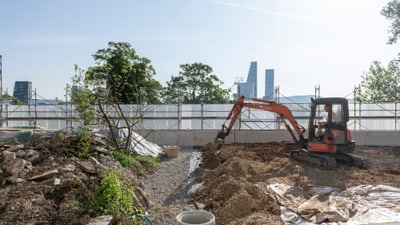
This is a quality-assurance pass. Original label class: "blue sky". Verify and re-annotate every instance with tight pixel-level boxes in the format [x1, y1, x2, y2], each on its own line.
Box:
[1, 0, 398, 100]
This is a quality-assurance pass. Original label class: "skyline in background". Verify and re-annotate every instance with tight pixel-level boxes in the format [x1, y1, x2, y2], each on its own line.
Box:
[1, 0, 399, 100]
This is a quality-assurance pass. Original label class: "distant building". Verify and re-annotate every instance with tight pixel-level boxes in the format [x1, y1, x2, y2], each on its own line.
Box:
[237, 61, 257, 98]
[13, 81, 32, 104]
[264, 69, 274, 100]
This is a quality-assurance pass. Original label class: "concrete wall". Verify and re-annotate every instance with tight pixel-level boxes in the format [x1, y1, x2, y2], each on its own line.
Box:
[136, 130, 400, 147]
[0, 128, 396, 147]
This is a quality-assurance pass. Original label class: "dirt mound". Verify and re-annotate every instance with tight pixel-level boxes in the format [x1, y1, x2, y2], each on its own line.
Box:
[0, 134, 142, 225]
[194, 143, 400, 225]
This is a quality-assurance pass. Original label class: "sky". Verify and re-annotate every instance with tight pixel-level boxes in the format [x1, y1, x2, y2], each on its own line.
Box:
[0, 0, 399, 100]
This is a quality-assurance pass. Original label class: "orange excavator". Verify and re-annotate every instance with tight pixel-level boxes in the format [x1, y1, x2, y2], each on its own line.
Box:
[215, 96, 363, 169]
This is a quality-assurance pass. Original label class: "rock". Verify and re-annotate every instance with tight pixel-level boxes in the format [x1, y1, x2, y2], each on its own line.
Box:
[1, 150, 16, 163]
[1, 151, 27, 176]
[91, 146, 109, 155]
[29, 169, 59, 181]
[89, 156, 108, 176]
[78, 160, 96, 174]
[6, 177, 26, 184]
[61, 163, 76, 172]
[6, 158, 26, 175]
[7, 144, 25, 152]
[86, 215, 114, 225]
[54, 178, 61, 185]
[15, 149, 40, 163]
[134, 186, 153, 209]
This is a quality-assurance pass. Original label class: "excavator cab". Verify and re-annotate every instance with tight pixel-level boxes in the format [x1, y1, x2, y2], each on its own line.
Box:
[307, 98, 355, 154]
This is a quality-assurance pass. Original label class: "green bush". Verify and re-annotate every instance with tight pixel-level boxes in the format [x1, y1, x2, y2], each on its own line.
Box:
[77, 127, 91, 158]
[91, 169, 138, 222]
[112, 151, 160, 175]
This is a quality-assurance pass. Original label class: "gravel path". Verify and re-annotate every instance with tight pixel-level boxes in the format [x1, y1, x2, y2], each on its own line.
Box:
[139, 147, 202, 225]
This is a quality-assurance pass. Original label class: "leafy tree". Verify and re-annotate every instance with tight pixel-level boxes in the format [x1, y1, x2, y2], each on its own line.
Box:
[70, 42, 162, 155]
[2, 93, 26, 105]
[357, 58, 400, 102]
[381, 0, 400, 44]
[86, 41, 162, 104]
[162, 63, 231, 104]
[69, 65, 96, 127]
[357, 1, 400, 102]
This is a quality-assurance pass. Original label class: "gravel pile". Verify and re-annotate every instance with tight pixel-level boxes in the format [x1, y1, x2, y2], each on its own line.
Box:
[139, 147, 202, 224]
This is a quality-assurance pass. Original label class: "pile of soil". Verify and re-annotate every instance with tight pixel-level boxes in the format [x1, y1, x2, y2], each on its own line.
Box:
[1, 132, 399, 225]
[0, 133, 147, 225]
[193, 143, 400, 225]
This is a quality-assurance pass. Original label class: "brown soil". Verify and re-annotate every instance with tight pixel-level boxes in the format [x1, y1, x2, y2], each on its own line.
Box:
[1, 135, 399, 225]
[193, 143, 400, 225]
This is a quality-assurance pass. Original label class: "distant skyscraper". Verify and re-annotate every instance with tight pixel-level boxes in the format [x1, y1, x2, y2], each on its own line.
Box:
[237, 61, 257, 98]
[264, 69, 274, 100]
[13, 81, 32, 104]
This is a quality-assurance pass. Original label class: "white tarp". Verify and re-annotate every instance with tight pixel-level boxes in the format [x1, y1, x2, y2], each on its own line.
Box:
[267, 183, 400, 225]
[119, 129, 163, 157]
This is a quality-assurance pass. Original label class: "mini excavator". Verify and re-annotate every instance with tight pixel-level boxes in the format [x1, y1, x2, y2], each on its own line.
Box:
[215, 96, 364, 170]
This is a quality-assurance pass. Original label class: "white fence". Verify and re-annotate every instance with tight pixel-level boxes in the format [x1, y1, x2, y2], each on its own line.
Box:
[1, 102, 398, 131]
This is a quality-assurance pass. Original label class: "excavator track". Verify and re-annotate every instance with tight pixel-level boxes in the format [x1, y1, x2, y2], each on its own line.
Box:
[290, 150, 365, 170]
[290, 150, 337, 170]
[329, 153, 365, 169]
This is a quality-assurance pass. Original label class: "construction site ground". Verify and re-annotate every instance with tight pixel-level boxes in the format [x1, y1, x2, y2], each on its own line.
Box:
[0, 136, 400, 224]
[193, 143, 400, 225]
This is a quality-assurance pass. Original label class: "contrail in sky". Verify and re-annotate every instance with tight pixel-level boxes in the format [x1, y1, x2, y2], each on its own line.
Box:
[211, 0, 327, 23]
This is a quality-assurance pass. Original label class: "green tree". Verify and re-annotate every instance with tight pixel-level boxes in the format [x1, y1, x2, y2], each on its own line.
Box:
[357, 1, 400, 102]
[162, 63, 231, 104]
[2, 93, 26, 105]
[86, 41, 162, 104]
[381, 0, 400, 44]
[70, 42, 162, 155]
[70, 65, 96, 127]
[357, 58, 400, 102]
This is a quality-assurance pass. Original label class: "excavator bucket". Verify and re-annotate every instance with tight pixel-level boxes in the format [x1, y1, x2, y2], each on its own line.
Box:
[208, 142, 223, 151]
[280, 141, 302, 152]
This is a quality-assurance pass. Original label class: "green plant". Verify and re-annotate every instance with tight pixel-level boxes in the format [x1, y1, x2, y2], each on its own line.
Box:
[55, 131, 65, 141]
[112, 151, 160, 175]
[77, 127, 91, 158]
[136, 155, 160, 168]
[91, 169, 143, 223]
[112, 151, 139, 168]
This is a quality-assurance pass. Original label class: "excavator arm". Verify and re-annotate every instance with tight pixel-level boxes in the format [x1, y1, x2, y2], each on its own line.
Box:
[216, 96, 306, 145]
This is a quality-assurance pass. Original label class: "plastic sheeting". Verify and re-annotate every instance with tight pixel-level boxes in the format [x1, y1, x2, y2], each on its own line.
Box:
[267, 183, 400, 225]
[119, 129, 163, 157]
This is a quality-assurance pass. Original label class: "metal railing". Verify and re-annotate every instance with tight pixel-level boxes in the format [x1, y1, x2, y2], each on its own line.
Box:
[1, 101, 398, 131]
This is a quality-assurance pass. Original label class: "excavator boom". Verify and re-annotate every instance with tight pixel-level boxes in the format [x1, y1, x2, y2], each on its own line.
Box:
[216, 96, 306, 145]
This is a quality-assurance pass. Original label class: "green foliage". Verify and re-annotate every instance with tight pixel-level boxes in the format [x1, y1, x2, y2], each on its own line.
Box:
[70, 43, 158, 154]
[162, 62, 231, 103]
[112, 150, 160, 175]
[381, 0, 400, 44]
[113, 150, 139, 168]
[136, 155, 160, 168]
[357, 58, 400, 102]
[357, 1, 400, 102]
[2, 93, 27, 105]
[85, 41, 162, 104]
[70, 65, 96, 127]
[76, 127, 91, 158]
[90, 169, 140, 222]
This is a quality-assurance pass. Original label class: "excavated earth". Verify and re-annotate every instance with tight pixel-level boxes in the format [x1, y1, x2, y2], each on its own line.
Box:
[0, 135, 399, 225]
[193, 142, 400, 225]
